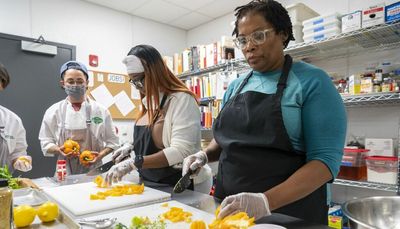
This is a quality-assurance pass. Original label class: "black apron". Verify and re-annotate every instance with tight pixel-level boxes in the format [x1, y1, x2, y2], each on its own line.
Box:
[213, 55, 328, 225]
[133, 95, 181, 186]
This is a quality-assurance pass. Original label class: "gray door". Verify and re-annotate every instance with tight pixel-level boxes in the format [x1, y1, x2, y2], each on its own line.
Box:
[0, 33, 76, 178]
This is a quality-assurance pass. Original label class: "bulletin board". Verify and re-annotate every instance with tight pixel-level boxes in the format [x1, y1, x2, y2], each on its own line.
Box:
[87, 70, 141, 120]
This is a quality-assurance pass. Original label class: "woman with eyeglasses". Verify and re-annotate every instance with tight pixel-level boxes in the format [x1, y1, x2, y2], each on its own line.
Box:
[39, 61, 120, 175]
[105, 45, 211, 191]
[182, 0, 346, 225]
[0, 63, 32, 174]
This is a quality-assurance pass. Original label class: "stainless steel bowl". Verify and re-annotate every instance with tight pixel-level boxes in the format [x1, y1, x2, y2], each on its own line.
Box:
[342, 196, 400, 229]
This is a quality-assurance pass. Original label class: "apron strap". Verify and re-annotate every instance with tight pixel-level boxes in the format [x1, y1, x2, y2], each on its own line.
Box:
[275, 55, 293, 98]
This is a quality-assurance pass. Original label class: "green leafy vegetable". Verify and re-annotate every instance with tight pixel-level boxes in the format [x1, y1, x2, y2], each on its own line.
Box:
[130, 216, 166, 229]
[0, 165, 21, 189]
[114, 223, 128, 229]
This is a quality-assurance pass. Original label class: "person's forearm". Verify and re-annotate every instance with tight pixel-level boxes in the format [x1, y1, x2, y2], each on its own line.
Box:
[265, 160, 332, 211]
[143, 150, 169, 169]
[205, 138, 222, 162]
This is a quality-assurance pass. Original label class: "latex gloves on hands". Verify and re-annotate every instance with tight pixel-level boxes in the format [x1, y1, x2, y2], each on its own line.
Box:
[105, 158, 136, 186]
[112, 143, 133, 163]
[219, 192, 271, 220]
[13, 156, 32, 172]
[182, 151, 208, 178]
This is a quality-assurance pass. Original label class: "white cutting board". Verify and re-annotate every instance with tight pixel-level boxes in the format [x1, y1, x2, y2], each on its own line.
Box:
[42, 181, 171, 216]
[81, 200, 215, 229]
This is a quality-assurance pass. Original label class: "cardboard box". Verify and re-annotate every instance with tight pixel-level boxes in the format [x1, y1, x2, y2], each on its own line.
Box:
[342, 11, 362, 33]
[362, 4, 385, 28]
[365, 138, 394, 156]
[385, 1, 400, 23]
[360, 77, 373, 94]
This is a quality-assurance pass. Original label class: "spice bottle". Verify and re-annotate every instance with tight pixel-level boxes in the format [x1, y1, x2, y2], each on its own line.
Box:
[57, 160, 67, 182]
[0, 179, 12, 229]
[373, 79, 381, 93]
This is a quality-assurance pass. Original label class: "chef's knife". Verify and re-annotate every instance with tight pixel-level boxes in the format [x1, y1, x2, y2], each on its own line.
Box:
[173, 170, 193, 193]
[87, 155, 129, 176]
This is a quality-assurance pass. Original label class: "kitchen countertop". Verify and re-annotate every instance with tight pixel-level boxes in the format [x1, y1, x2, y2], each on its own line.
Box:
[32, 174, 331, 229]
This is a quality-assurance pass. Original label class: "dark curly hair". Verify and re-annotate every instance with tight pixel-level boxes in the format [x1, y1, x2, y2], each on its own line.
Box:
[232, 0, 294, 48]
[0, 63, 10, 89]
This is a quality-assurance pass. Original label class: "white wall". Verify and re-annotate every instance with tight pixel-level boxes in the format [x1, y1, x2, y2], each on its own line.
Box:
[0, 0, 186, 74]
[186, 13, 235, 47]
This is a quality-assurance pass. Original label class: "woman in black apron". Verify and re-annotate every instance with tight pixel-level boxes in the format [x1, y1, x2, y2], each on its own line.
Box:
[182, 0, 346, 225]
[105, 45, 202, 188]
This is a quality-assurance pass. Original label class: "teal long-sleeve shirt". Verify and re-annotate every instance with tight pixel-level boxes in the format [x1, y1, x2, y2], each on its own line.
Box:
[222, 61, 347, 179]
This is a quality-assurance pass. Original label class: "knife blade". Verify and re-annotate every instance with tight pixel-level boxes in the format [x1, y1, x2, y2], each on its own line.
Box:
[173, 170, 193, 193]
[87, 155, 130, 176]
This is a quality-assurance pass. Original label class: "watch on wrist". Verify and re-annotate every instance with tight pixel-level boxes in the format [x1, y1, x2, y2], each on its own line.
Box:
[134, 154, 144, 169]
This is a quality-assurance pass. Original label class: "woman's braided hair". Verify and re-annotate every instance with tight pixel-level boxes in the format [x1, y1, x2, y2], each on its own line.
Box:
[232, 0, 294, 48]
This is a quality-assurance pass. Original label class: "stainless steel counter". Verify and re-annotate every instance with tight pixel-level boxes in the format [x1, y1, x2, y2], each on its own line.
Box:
[32, 174, 331, 229]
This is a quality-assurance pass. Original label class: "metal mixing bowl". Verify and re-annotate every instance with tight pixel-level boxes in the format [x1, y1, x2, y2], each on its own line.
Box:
[342, 196, 400, 229]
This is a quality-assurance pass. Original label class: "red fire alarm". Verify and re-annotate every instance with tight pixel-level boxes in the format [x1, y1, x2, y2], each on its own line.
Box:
[89, 54, 98, 67]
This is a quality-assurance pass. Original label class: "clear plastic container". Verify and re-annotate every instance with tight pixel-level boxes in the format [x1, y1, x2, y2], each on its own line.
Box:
[303, 19, 341, 34]
[302, 13, 341, 28]
[303, 27, 341, 42]
[337, 148, 370, 181]
[286, 3, 319, 24]
[341, 148, 369, 167]
[366, 156, 398, 184]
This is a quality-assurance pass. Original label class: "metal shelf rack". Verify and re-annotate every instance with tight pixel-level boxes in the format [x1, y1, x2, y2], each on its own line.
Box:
[285, 21, 400, 62]
[342, 92, 400, 107]
[333, 179, 397, 193]
[177, 21, 400, 79]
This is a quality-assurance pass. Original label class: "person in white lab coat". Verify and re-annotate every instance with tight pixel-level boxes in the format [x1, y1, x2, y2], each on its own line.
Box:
[39, 61, 119, 175]
[0, 63, 32, 173]
[105, 45, 212, 192]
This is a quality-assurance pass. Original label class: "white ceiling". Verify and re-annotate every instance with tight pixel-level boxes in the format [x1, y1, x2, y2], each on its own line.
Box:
[83, 0, 251, 30]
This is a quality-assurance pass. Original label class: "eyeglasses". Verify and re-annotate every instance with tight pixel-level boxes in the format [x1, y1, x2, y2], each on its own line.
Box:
[233, 28, 274, 49]
[64, 79, 86, 85]
[129, 75, 145, 88]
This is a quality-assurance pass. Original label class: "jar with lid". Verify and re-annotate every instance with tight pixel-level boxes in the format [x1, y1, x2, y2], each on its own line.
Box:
[373, 79, 381, 93]
[0, 179, 12, 229]
[375, 69, 383, 82]
[381, 78, 392, 92]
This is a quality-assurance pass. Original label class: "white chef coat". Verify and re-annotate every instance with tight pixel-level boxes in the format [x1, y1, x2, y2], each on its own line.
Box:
[0, 105, 28, 170]
[39, 98, 120, 157]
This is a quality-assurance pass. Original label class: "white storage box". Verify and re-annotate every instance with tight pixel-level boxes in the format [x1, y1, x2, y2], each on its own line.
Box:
[303, 20, 341, 34]
[366, 156, 398, 184]
[342, 11, 362, 33]
[362, 3, 385, 28]
[303, 27, 341, 42]
[303, 13, 341, 29]
[365, 138, 394, 156]
[289, 22, 304, 46]
[286, 3, 319, 24]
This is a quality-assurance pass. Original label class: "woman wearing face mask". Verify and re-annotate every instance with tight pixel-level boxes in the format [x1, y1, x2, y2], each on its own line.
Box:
[0, 63, 32, 174]
[39, 61, 119, 175]
[105, 45, 211, 190]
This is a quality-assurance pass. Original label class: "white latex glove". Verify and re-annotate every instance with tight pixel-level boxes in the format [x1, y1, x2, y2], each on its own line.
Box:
[182, 151, 208, 178]
[219, 192, 271, 220]
[13, 156, 32, 172]
[112, 143, 133, 163]
[105, 158, 136, 186]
